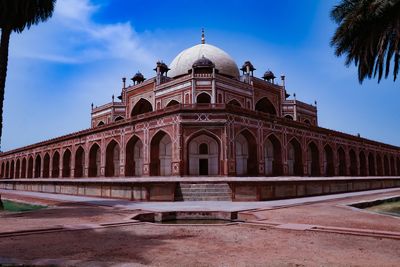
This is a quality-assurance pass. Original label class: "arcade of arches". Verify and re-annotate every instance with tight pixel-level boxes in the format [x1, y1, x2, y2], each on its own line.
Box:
[2, 130, 400, 179]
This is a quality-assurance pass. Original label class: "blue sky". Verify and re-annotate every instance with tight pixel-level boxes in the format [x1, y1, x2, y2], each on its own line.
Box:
[2, 0, 399, 151]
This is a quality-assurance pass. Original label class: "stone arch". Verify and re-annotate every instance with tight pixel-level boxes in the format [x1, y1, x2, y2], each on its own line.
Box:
[323, 144, 334, 176]
[150, 131, 172, 176]
[235, 129, 258, 176]
[125, 135, 144, 177]
[27, 156, 34, 178]
[390, 156, 395, 176]
[166, 100, 179, 107]
[114, 116, 124, 122]
[255, 97, 276, 115]
[62, 149, 72, 177]
[287, 137, 303, 176]
[43, 153, 50, 178]
[0, 161, 4, 178]
[376, 154, 383, 176]
[105, 140, 120, 177]
[89, 143, 101, 177]
[368, 153, 376, 176]
[359, 151, 367, 176]
[196, 92, 211, 104]
[97, 121, 105, 126]
[307, 141, 320, 176]
[285, 115, 293, 120]
[15, 159, 20, 178]
[337, 147, 346, 176]
[304, 119, 311, 125]
[34, 155, 41, 178]
[187, 132, 220, 176]
[383, 155, 390, 176]
[10, 160, 15, 179]
[349, 149, 358, 176]
[52, 151, 60, 178]
[227, 99, 241, 107]
[5, 161, 9, 178]
[21, 158, 27, 178]
[131, 98, 153, 117]
[74, 146, 85, 178]
[264, 134, 283, 176]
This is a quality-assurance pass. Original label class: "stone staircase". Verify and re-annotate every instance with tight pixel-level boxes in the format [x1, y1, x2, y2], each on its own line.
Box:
[175, 183, 232, 201]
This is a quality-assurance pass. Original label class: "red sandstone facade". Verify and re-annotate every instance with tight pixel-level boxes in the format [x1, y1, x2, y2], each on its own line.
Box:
[1, 38, 400, 179]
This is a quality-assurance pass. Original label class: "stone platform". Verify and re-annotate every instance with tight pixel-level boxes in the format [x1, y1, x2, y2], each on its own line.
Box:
[0, 176, 399, 201]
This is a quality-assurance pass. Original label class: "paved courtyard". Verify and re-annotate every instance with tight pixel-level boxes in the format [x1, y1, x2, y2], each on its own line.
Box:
[0, 188, 399, 266]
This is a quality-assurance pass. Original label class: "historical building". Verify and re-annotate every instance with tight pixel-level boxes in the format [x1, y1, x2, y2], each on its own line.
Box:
[1, 32, 400, 180]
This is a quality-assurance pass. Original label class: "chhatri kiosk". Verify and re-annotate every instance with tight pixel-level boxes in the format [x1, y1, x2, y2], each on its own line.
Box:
[1, 32, 399, 201]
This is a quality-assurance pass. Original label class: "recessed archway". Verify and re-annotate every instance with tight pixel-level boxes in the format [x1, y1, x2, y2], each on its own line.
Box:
[5, 161, 9, 178]
[15, 159, 20, 178]
[188, 134, 219, 176]
[21, 158, 27, 178]
[150, 131, 172, 176]
[97, 121, 105, 126]
[62, 149, 72, 178]
[131, 98, 153, 117]
[235, 130, 258, 176]
[368, 153, 376, 176]
[287, 138, 303, 176]
[323, 145, 334, 176]
[10, 160, 15, 179]
[376, 154, 383, 176]
[34, 156, 41, 178]
[125, 136, 144, 177]
[74, 147, 85, 178]
[196, 93, 211, 104]
[114, 116, 124, 122]
[264, 135, 282, 176]
[89, 144, 101, 177]
[43, 153, 50, 178]
[337, 147, 346, 176]
[383, 155, 390, 176]
[227, 99, 241, 107]
[52, 151, 60, 178]
[285, 115, 293, 120]
[390, 156, 395, 176]
[349, 149, 358, 176]
[359, 151, 367, 176]
[27, 157, 33, 178]
[166, 100, 179, 107]
[307, 142, 320, 176]
[255, 97, 276, 115]
[105, 140, 120, 177]
[1, 162, 4, 178]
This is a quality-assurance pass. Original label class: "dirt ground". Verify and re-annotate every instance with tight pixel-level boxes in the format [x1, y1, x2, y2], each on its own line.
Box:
[0, 190, 399, 266]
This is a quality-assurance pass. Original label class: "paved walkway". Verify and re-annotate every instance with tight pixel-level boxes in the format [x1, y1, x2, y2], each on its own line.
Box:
[2, 188, 399, 212]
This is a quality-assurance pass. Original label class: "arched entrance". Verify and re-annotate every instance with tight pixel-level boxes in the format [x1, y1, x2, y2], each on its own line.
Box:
[383, 155, 390, 176]
[376, 154, 383, 176]
[235, 130, 258, 176]
[264, 135, 282, 176]
[10, 160, 14, 179]
[43, 154, 50, 178]
[188, 134, 219, 176]
[74, 147, 85, 178]
[227, 99, 241, 107]
[349, 149, 358, 176]
[52, 151, 60, 178]
[288, 138, 303, 176]
[196, 93, 211, 104]
[21, 158, 27, 178]
[62, 149, 71, 178]
[27, 157, 33, 178]
[255, 97, 277, 115]
[307, 142, 320, 176]
[368, 153, 376, 176]
[323, 145, 334, 176]
[150, 131, 172, 176]
[166, 100, 179, 107]
[125, 136, 144, 177]
[15, 159, 20, 178]
[105, 140, 120, 177]
[1, 162, 4, 178]
[131, 98, 153, 117]
[34, 156, 41, 178]
[390, 156, 395, 176]
[359, 151, 367, 176]
[337, 147, 346, 176]
[89, 144, 101, 177]
[5, 162, 9, 178]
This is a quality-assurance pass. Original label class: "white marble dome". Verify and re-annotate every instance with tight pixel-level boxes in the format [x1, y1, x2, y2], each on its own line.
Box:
[168, 43, 240, 78]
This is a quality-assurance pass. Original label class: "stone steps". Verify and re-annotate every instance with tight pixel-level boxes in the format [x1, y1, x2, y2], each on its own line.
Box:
[175, 182, 232, 201]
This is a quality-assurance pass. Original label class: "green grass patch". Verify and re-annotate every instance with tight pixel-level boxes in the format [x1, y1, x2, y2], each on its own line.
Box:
[1, 200, 46, 212]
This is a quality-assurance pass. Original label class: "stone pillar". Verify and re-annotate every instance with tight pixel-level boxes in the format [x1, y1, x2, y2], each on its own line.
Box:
[59, 154, 63, 178]
[40, 154, 44, 178]
[84, 147, 89, 178]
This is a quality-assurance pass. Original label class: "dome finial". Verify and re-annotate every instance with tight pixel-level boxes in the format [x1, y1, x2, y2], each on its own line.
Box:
[201, 28, 205, 44]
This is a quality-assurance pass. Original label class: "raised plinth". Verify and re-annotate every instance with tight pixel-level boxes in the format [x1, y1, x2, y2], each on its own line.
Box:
[0, 176, 399, 201]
